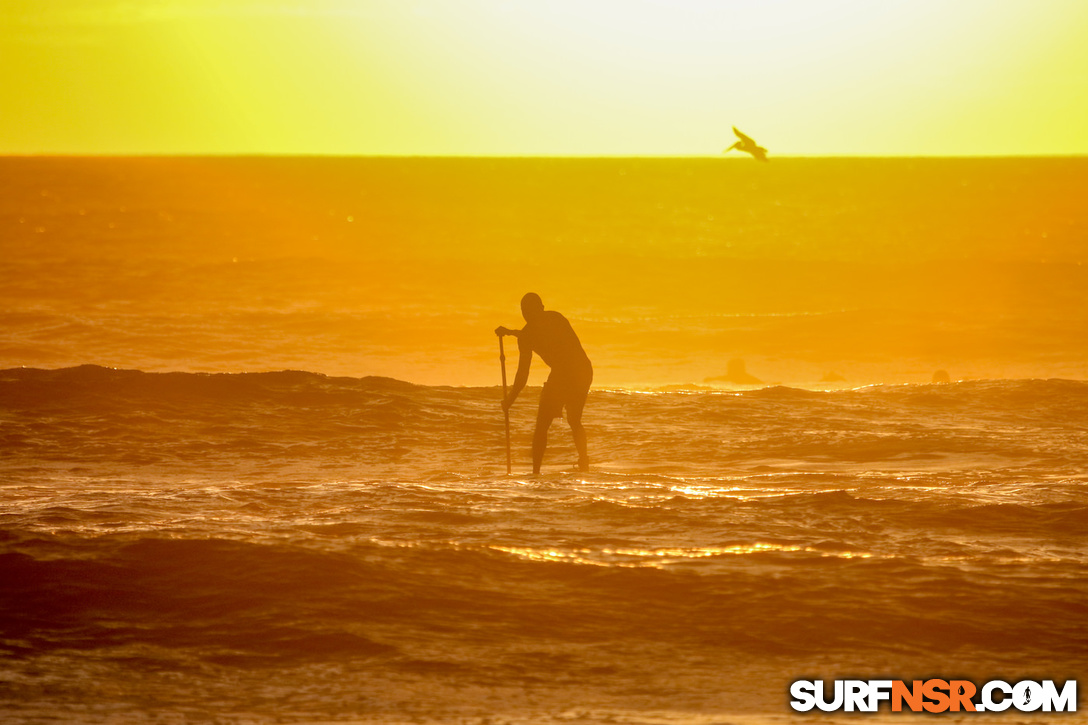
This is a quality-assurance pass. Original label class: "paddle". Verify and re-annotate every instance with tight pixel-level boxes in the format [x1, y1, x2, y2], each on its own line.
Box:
[498, 334, 512, 474]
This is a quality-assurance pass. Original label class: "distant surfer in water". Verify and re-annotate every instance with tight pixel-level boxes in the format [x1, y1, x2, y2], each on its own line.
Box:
[496, 293, 593, 474]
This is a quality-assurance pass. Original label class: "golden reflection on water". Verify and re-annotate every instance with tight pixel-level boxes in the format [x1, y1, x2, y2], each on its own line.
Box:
[666, 484, 796, 500]
[489, 543, 873, 568]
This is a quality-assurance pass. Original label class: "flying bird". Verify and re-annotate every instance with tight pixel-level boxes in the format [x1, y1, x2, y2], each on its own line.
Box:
[725, 127, 768, 161]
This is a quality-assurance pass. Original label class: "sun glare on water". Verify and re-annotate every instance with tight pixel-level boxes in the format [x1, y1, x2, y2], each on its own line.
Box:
[489, 543, 876, 568]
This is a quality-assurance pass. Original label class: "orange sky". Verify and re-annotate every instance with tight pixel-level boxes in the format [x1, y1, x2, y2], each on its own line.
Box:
[2, 0, 1087, 156]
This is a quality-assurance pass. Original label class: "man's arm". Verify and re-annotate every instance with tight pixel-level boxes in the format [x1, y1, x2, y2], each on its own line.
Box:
[503, 334, 532, 412]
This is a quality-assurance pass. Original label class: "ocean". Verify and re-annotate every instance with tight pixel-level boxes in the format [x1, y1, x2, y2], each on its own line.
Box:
[1, 157, 1086, 723]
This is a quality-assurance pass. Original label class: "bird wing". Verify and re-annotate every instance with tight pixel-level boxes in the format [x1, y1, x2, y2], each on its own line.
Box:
[733, 126, 755, 145]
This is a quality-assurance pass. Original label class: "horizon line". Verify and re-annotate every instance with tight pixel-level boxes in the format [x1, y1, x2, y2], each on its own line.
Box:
[3, 152, 1087, 160]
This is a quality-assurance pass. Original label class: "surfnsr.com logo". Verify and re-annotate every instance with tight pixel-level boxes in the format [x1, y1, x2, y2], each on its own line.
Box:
[790, 679, 1077, 713]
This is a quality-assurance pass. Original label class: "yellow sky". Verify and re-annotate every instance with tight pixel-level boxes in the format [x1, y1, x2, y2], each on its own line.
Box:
[3, 0, 1087, 156]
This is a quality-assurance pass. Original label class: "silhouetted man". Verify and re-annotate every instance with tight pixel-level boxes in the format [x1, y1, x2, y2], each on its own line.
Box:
[495, 293, 593, 474]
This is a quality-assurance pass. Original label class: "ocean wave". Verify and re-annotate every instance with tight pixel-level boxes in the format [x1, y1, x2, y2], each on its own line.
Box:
[3, 529, 1086, 668]
[3, 366, 1088, 481]
[5, 365, 1088, 410]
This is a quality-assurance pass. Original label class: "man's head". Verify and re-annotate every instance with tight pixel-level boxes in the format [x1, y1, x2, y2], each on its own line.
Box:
[521, 292, 545, 322]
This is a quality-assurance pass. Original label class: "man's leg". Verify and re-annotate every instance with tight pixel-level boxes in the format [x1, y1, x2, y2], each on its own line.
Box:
[568, 414, 587, 471]
[567, 381, 590, 471]
[532, 406, 552, 474]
